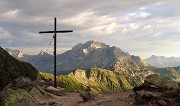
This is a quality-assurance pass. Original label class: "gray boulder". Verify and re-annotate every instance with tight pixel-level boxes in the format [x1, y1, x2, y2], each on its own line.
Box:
[145, 74, 179, 90]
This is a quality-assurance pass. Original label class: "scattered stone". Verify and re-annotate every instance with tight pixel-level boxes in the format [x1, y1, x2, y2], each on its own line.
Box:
[38, 101, 46, 105]
[44, 86, 65, 96]
[48, 100, 57, 106]
[130, 101, 134, 104]
[80, 86, 95, 102]
[36, 80, 53, 87]
[47, 86, 58, 91]
[158, 100, 167, 106]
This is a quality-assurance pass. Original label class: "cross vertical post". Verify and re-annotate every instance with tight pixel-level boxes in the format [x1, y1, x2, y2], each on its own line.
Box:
[39, 17, 73, 88]
[54, 18, 57, 87]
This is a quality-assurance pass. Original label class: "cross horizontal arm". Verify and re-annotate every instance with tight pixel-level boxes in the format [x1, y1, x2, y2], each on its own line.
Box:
[39, 30, 73, 34]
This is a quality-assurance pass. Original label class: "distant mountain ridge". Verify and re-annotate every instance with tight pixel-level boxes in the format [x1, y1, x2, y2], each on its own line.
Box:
[5, 48, 54, 71]
[5, 40, 146, 74]
[4, 48, 24, 58]
[145, 55, 180, 67]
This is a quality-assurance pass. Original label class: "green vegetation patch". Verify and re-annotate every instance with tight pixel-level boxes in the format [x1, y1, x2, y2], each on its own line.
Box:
[2, 89, 34, 106]
[41, 68, 143, 94]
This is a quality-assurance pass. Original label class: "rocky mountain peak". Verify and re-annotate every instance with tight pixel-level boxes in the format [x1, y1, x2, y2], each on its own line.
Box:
[4, 48, 24, 58]
[72, 40, 110, 51]
[38, 50, 49, 56]
[18, 51, 24, 58]
[85, 40, 110, 49]
[71, 40, 111, 55]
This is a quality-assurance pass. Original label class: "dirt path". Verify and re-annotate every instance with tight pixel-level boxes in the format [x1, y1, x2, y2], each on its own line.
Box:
[54, 90, 135, 106]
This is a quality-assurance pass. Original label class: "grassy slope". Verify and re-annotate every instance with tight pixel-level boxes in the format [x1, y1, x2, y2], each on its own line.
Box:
[41, 68, 142, 94]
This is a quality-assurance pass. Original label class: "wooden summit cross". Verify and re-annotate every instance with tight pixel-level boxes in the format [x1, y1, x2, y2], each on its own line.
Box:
[39, 17, 73, 88]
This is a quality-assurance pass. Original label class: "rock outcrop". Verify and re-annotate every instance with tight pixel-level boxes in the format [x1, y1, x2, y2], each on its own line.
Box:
[0, 77, 60, 106]
[133, 74, 180, 106]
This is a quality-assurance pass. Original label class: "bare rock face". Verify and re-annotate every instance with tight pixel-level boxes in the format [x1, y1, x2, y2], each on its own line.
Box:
[57, 40, 146, 74]
[45, 86, 65, 96]
[11, 77, 35, 90]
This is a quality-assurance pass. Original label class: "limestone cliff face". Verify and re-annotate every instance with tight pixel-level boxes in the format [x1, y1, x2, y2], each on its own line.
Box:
[56, 40, 146, 74]
[70, 69, 87, 79]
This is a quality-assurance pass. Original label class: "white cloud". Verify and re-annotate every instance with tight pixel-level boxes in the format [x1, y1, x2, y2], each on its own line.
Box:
[144, 25, 152, 29]
[121, 28, 128, 33]
[0, 27, 13, 39]
[2, 9, 19, 18]
[60, 11, 117, 30]
[137, 12, 151, 18]
[102, 22, 118, 34]
[61, 12, 95, 26]
[139, 7, 148, 11]
[127, 11, 151, 18]
[129, 23, 139, 30]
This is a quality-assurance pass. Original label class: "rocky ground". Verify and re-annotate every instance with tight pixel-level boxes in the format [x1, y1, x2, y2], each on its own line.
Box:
[1, 75, 180, 106]
[54, 74, 180, 106]
[0, 77, 135, 106]
[56, 91, 135, 106]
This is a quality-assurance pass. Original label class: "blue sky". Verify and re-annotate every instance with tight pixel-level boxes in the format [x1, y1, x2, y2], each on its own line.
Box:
[0, 0, 180, 58]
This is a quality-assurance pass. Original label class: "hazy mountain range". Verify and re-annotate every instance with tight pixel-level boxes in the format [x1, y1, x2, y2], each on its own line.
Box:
[144, 55, 180, 68]
[5, 42, 180, 72]
[5, 40, 147, 75]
